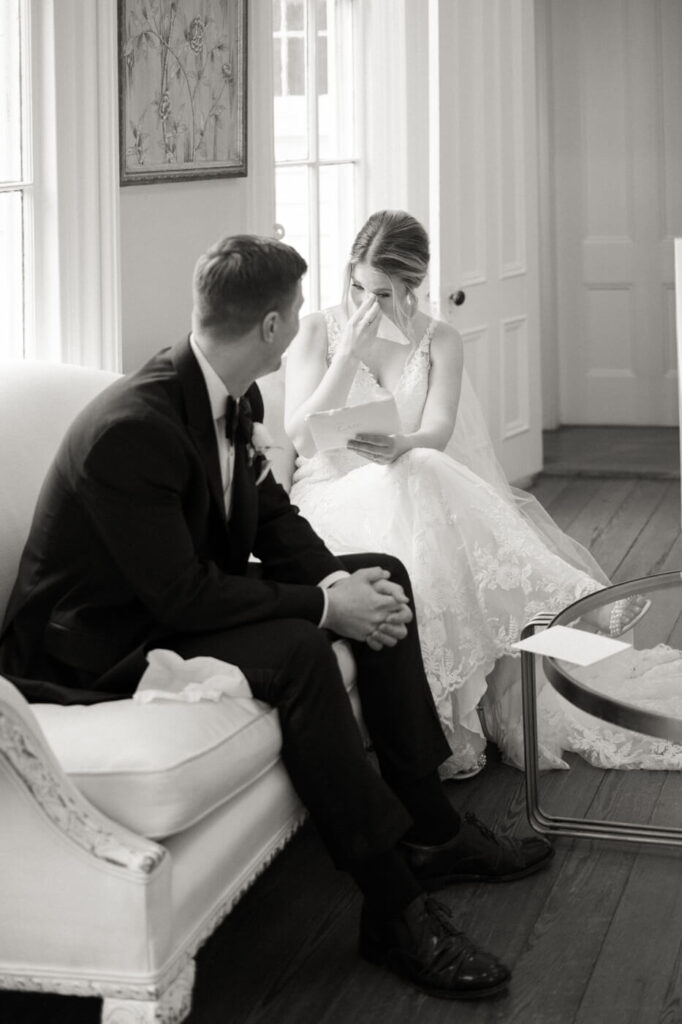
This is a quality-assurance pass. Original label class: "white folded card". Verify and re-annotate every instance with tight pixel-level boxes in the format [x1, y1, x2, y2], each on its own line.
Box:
[376, 313, 410, 346]
[512, 625, 630, 666]
[306, 396, 403, 452]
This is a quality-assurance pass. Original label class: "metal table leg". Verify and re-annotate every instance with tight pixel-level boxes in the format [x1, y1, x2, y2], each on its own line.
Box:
[520, 615, 682, 847]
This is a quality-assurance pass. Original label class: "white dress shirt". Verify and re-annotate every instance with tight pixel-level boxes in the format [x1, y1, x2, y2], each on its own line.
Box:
[188, 335, 348, 626]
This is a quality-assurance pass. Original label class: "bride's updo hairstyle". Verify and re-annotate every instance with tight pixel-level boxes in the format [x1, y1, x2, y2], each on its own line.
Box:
[343, 210, 430, 335]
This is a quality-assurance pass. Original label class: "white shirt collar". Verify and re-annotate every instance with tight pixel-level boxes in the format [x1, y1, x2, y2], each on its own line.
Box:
[189, 334, 230, 422]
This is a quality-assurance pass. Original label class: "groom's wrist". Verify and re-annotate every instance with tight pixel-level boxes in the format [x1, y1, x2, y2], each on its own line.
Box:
[317, 570, 351, 628]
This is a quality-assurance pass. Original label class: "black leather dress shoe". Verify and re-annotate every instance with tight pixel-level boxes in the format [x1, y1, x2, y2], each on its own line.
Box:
[400, 812, 554, 888]
[359, 894, 510, 1000]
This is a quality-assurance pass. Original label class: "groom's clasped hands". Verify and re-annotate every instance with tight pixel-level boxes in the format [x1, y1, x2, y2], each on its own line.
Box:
[324, 567, 413, 651]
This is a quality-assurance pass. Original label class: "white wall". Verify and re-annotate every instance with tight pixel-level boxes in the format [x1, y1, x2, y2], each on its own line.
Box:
[119, 0, 275, 373]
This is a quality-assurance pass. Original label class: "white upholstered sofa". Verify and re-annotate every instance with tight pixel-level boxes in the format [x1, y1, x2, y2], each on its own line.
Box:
[0, 360, 359, 1023]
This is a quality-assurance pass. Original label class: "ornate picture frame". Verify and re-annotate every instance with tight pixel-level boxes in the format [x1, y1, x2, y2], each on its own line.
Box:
[117, 0, 247, 185]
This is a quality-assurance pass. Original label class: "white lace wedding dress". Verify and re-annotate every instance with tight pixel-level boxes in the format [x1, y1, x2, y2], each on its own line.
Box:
[290, 311, 682, 776]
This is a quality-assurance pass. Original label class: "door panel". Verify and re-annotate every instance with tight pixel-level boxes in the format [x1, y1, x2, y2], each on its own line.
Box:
[428, 0, 542, 482]
[549, 0, 682, 425]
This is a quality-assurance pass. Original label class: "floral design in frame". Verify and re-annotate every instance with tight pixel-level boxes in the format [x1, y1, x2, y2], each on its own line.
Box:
[118, 0, 247, 185]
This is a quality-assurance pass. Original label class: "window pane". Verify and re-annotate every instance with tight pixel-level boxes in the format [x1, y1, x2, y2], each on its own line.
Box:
[318, 1, 354, 159]
[319, 163, 355, 310]
[317, 0, 328, 31]
[274, 95, 308, 161]
[0, 191, 25, 356]
[273, 2, 357, 318]
[316, 32, 327, 95]
[285, 0, 305, 31]
[0, 0, 23, 181]
[286, 36, 306, 95]
[273, 4, 308, 159]
[275, 164, 310, 279]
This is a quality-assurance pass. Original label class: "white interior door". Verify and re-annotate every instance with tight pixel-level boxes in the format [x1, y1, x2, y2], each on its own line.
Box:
[427, 0, 543, 484]
[671, 239, 675, 495]
[547, 0, 682, 425]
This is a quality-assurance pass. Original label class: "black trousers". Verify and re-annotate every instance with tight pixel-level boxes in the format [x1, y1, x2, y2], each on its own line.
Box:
[167, 553, 451, 869]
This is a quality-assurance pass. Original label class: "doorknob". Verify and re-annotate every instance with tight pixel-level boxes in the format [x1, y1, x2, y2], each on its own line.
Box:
[449, 290, 466, 306]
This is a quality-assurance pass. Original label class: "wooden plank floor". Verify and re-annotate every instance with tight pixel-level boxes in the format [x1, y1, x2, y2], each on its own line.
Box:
[2, 471, 682, 1024]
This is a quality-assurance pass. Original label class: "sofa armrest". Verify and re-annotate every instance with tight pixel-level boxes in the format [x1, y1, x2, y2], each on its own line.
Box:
[0, 675, 173, 985]
[0, 675, 164, 874]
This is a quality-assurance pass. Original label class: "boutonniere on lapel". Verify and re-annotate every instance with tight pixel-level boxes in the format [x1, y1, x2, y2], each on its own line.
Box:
[247, 422, 278, 485]
[225, 395, 278, 486]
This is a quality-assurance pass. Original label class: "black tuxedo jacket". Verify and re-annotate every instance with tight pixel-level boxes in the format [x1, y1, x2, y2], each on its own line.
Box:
[0, 338, 344, 702]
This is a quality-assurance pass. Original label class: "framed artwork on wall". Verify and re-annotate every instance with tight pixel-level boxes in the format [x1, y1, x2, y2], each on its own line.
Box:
[117, 0, 247, 185]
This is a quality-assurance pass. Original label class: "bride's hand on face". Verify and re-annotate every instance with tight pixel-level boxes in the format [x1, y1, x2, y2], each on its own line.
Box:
[347, 432, 412, 465]
[337, 295, 381, 361]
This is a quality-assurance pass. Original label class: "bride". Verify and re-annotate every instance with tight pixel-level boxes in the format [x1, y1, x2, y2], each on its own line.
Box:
[284, 209, 672, 778]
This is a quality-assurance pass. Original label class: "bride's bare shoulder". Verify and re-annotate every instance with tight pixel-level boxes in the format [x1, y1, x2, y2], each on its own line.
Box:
[300, 304, 342, 331]
[290, 310, 335, 365]
[429, 317, 463, 351]
[296, 310, 327, 342]
[428, 316, 461, 341]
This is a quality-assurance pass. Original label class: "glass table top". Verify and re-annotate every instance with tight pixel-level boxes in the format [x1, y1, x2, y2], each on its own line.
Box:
[542, 571, 682, 744]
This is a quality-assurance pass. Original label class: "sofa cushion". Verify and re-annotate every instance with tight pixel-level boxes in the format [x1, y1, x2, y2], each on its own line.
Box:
[32, 640, 357, 840]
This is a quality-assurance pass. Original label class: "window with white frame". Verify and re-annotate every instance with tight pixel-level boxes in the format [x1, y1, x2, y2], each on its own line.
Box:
[273, 0, 358, 314]
[0, 1, 120, 368]
[0, 0, 31, 357]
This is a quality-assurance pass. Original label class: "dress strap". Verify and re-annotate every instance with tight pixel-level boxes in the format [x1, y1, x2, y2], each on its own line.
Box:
[323, 309, 342, 363]
[414, 318, 437, 356]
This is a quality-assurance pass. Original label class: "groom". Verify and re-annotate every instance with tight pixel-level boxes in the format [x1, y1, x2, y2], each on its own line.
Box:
[0, 234, 551, 1000]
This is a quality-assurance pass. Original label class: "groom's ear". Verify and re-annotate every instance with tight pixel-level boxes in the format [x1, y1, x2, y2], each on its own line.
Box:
[261, 310, 278, 344]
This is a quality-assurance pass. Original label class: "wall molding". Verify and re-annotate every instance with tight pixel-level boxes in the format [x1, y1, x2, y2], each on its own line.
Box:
[501, 314, 531, 439]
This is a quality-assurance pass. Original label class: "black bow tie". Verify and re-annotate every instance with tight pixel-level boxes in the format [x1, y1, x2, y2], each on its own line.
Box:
[224, 395, 253, 445]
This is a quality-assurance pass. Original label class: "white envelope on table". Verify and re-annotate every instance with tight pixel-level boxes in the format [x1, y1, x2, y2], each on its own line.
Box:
[512, 625, 630, 666]
[306, 396, 403, 452]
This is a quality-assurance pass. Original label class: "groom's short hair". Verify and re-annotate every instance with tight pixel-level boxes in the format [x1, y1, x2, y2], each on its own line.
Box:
[193, 235, 307, 335]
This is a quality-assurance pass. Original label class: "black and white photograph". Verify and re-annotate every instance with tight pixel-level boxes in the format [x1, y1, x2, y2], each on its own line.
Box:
[0, 2, 681, 1023]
